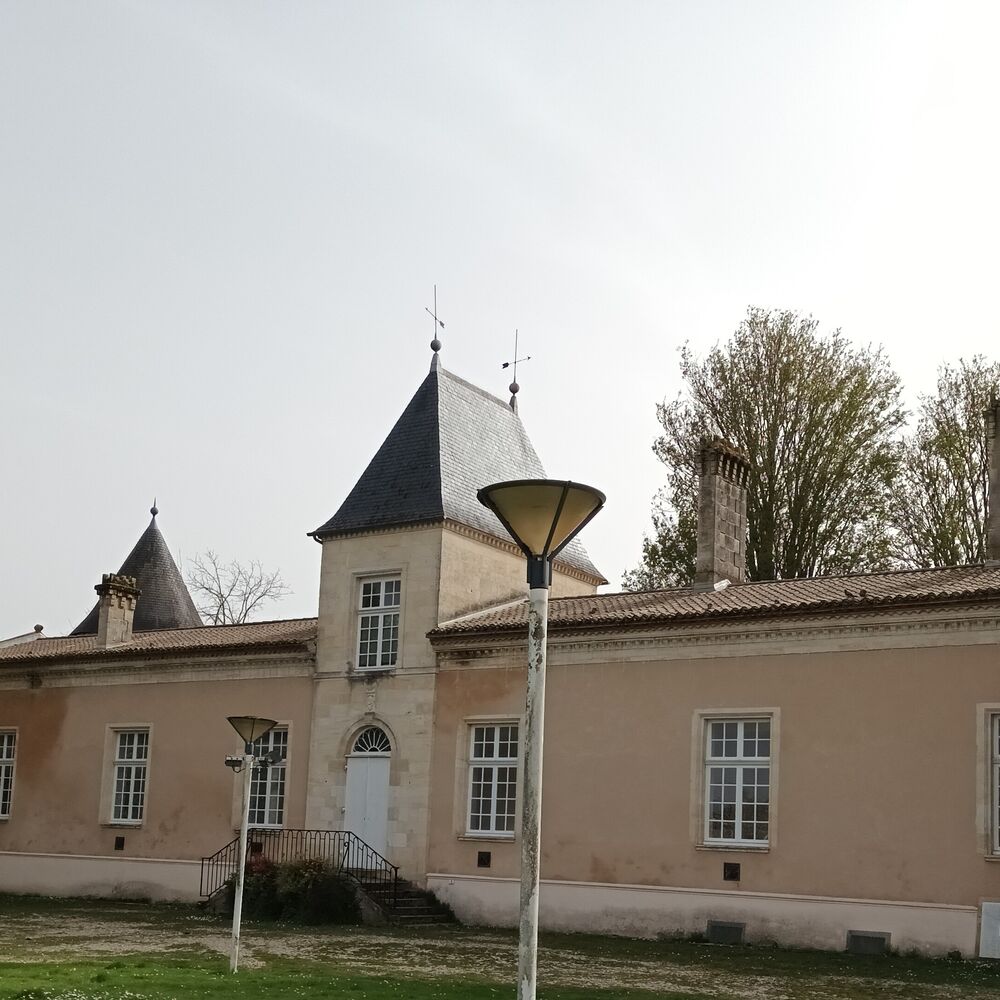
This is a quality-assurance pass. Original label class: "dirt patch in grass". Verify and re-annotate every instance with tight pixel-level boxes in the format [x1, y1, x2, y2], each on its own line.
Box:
[1, 897, 999, 999]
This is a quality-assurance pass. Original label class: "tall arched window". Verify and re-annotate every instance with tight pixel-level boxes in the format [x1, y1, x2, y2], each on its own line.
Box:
[352, 726, 391, 754]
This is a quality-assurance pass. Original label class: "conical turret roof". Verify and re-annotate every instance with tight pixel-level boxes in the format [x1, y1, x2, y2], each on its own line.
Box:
[71, 507, 202, 635]
[311, 364, 605, 582]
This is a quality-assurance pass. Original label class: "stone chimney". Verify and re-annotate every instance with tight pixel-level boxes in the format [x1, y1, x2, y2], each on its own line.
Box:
[94, 574, 141, 647]
[986, 401, 1000, 563]
[694, 438, 751, 589]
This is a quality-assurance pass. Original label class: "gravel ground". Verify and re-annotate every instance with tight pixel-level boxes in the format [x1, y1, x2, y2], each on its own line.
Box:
[0, 903, 995, 1000]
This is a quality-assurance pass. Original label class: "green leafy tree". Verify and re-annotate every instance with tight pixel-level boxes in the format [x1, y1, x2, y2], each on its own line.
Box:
[623, 308, 906, 590]
[893, 357, 1000, 567]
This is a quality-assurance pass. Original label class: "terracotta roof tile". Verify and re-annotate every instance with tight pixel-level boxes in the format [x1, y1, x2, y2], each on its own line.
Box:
[0, 618, 317, 665]
[430, 564, 1000, 637]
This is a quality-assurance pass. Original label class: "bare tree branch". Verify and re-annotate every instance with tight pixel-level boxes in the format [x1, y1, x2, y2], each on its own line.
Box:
[186, 550, 292, 625]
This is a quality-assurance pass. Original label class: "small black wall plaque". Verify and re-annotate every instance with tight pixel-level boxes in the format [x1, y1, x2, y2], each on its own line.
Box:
[723, 862, 741, 881]
[477, 851, 492, 869]
[113, 836, 125, 851]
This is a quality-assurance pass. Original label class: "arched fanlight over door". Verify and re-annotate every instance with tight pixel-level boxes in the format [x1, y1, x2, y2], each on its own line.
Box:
[352, 726, 391, 754]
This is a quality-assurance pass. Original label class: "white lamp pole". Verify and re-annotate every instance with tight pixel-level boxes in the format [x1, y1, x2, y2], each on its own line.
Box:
[477, 480, 604, 1000]
[226, 715, 277, 974]
[231, 751, 253, 973]
[519, 575, 548, 998]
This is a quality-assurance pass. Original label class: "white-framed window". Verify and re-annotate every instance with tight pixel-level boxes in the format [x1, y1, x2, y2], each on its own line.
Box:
[992, 715, 1000, 854]
[468, 723, 518, 836]
[0, 731, 16, 819]
[357, 576, 401, 669]
[112, 729, 149, 823]
[249, 726, 288, 827]
[704, 718, 770, 846]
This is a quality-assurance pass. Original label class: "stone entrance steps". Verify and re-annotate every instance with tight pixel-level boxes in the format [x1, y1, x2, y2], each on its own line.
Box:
[356, 877, 455, 926]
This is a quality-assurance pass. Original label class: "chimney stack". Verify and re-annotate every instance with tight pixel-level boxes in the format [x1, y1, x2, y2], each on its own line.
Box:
[95, 574, 141, 647]
[986, 401, 1000, 563]
[695, 438, 751, 589]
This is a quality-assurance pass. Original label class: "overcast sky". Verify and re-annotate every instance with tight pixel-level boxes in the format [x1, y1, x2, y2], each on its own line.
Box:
[2, 1, 998, 637]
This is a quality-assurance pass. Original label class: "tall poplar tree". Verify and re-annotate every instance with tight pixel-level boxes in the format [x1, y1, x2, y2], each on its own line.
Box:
[624, 308, 905, 590]
[893, 358, 1000, 568]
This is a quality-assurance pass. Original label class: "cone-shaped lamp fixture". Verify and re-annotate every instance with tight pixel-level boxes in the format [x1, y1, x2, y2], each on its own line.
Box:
[227, 715, 278, 748]
[477, 479, 605, 588]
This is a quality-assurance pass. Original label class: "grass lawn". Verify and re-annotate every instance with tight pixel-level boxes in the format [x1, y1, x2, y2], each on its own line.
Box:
[1, 895, 999, 999]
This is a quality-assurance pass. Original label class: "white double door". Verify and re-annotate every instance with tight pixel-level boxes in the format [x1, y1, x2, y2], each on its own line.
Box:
[344, 753, 390, 859]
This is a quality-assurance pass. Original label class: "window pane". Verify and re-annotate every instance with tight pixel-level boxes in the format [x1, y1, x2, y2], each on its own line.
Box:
[380, 612, 399, 666]
[0, 765, 13, 817]
[705, 720, 771, 843]
[361, 581, 380, 608]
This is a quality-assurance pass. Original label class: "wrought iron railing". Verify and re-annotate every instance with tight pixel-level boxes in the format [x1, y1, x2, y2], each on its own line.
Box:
[199, 828, 399, 908]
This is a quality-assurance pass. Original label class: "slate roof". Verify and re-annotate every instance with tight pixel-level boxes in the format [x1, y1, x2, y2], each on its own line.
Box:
[431, 564, 1000, 637]
[311, 363, 604, 581]
[0, 618, 317, 665]
[71, 510, 203, 635]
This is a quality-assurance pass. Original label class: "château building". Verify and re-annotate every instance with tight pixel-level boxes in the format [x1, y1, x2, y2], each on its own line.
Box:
[3, 342, 1000, 958]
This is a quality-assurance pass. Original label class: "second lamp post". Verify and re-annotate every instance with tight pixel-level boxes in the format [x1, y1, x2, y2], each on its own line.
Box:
[225, 714, 278, 974]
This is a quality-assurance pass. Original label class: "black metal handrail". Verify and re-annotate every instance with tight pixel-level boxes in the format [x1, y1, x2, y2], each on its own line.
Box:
[199, 828, 400, 908]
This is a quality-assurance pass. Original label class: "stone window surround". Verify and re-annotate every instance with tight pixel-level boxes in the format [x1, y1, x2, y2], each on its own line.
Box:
[99, 722, 154, 828]
[350, 567, 406, 674]
[453, 714, 523, 843]
[976, 704, 1000, 857]
[689, 707, 779, 853]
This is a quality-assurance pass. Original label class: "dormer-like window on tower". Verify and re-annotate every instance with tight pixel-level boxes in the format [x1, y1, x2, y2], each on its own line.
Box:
[357, 576, 401, 669]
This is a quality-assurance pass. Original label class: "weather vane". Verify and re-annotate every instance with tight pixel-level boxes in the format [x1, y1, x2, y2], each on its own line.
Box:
[502, 329, 532, 411]
[425, 285, 444, 359]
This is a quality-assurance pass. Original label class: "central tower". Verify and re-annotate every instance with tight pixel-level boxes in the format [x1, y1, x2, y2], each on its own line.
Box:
[303, 346, 604, 881]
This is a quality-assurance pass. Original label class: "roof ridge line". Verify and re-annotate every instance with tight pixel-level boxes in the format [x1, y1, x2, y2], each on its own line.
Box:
[437, 366, 515, 412]
[583, 563, 995, 602]
[127, 615, 320, 635]
[437, 595, 527, 628]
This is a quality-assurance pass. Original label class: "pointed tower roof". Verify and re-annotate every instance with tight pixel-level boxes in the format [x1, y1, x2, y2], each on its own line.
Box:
[71, 506, 202, 635]
[311, 365, 605, 582]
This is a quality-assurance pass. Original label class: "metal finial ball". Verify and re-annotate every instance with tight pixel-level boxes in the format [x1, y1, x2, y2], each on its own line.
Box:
[430, 338, 442, 353]
[509, 381, 520, 395]
[150, 504, 159, 518]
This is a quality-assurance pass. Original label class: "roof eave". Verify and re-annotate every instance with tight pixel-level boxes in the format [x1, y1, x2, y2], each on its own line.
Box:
[309, 515, 446, 541]
[428, 589, 1000, 642]
[0, 638, 316, 670]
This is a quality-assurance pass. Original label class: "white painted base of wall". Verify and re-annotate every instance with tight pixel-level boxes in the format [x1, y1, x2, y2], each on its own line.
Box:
[0, 851, 201, 902]
[427, 873, 979, 958]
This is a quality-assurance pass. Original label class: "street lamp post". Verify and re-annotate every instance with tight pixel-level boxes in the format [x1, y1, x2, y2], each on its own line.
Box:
[225, 714, 278, 974]
[477, 480, 605, 1000]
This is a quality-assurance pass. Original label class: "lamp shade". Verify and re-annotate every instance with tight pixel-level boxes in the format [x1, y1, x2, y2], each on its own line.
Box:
[477, 479, 605, 561]
[227, 715, 278, 746]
